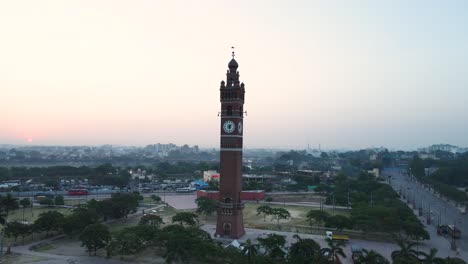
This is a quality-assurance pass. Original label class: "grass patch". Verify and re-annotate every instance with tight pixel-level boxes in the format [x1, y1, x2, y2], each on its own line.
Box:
[32, 242, 56, 252]
[6, 207, 72, 223]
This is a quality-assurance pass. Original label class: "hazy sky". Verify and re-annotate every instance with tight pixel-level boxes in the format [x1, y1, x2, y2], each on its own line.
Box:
[1, 1, 467, 150]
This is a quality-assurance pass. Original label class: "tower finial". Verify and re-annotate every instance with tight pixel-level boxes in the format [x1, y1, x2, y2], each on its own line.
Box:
[231, 46, 235, 59]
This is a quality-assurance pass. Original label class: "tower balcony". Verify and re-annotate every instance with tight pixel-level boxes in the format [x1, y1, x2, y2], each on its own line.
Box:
[217, 201, 245, 210]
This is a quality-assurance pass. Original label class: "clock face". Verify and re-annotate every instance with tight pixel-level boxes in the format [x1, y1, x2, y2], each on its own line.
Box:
[223, 120, 235, 133]
[238, 121, 243, 134]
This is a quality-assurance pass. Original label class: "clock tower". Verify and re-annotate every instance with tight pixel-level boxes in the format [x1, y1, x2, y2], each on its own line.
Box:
[215, 51, 246, 238]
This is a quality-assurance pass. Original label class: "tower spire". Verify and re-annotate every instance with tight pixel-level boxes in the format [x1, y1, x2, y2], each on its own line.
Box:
[231, 46, 235, 59]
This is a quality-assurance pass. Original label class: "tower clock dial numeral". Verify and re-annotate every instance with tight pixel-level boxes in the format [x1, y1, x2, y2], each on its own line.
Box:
[238, 121, 242, 133]
[223, 120, 235, 133]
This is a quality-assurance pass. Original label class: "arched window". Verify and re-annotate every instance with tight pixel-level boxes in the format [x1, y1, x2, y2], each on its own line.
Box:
[224, 193, 232, 203]
[227, 106, 232, 116]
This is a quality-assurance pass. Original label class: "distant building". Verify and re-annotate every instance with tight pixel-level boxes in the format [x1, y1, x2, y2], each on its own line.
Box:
[296, 170, 323, 176]
[419, 153, 438, 160]
[197, 190, 265, 201]
[418, 144, 467, 154]
[203, 170, 220, 182]
[243, 174, 276, 182]
[190, 179, 208, 190]
[367, 168, 380, 178]
[0, 180, 20, 189]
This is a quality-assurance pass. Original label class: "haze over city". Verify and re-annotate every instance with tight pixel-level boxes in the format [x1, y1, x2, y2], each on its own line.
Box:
[1, 1, 467, 150]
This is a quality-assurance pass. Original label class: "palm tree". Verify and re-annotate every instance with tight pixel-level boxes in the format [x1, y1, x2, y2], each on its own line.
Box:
[257, 233, 286, 260]
[287, 234, 321, 264]
[320, 238, 346, 263]
[391, 238, 423, 264]
[419, 248, 445, 264]
[359, 249, 390, 264]
[1, 193, 18, 216]
[242, 239, 259, 264]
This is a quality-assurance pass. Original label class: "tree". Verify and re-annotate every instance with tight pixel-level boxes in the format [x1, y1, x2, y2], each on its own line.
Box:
[161, 225, 219, 264]
[359, 249, 390, 264]
[206, 180, 219, 191]
[242, 239, 259, 264]
[62, 206, 99, 236]
[97, 193, 140, 221]
[39, 197, 54, 207]
[391, 238, 423, 264]
[151, 194, 161, 203]
[320, 238, 347, 263]
[5, 221, 31, 253]
[257, 233, 286, 259]
[419, 248, 445, 264]
[287, 234, 321, 264]
[195, 197, 216, 219]
[19, 198, 31, 221]
[325, 215, 353, 232]
[270, 208, 290, 227]
[171, 212, 199, 226]
[6, 221, 30, 244]
[410, 155, 425, 179]
[139, 214, 164, 227]
[108, 228, 145, 256]
[1, 193, 19, 215]
[54, 195, 65, 206]
[33, 211, 64, 237]
[79, 223, 111, 256]
[256, 205, 272, 222]
[306, 210, 330, 226]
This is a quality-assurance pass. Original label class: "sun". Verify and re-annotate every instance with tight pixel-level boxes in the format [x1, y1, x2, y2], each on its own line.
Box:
[26, 138, 33, 143]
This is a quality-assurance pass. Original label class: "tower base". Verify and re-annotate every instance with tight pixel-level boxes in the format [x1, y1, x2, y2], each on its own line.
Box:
[214, 206, 245, 239]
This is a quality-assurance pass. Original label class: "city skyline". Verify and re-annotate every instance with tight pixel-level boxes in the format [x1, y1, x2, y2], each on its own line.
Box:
[1, 1, 467, 150]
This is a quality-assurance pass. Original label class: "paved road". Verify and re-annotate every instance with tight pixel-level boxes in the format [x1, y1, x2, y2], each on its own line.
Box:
[383, 168, 468, 255]
[252, 200, 350, 210]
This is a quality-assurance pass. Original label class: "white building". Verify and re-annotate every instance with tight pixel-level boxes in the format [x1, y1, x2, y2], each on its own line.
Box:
[203, 170, 220, 182]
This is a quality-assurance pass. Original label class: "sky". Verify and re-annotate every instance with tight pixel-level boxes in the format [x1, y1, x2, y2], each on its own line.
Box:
[1, 1, 467, 150]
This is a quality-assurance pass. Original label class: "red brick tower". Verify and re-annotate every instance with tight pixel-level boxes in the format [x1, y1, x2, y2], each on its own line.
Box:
[215, 51, 246, 238]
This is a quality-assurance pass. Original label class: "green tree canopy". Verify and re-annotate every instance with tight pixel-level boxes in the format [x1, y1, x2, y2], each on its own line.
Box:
[139, 214, 164, 228]
[79, 223, 111, 256]
[270, 208, 291, 227]
[34, 211, 64, 237]
[151, 195, 161, 203]
[325, 215, 354, 232]
[391, 238, 423, 264]
[1, 193, 19, 215]
[257, 233, 286, 259]
[62, 206, 100, 236]
[171, 212, 199, 226]
[306, 210, 330, 226]
[256, 205, 273, 222]
[287, 234, 321, 264]
[359, 249, 390, 264]
[54, 195, 65, 206]
[195, 197, 217, 218]
[320, 238, 347, 262]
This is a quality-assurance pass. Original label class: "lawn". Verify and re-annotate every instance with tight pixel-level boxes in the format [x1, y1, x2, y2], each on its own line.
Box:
[6, 206, 72, 223]
[230, 203, 350, 233]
